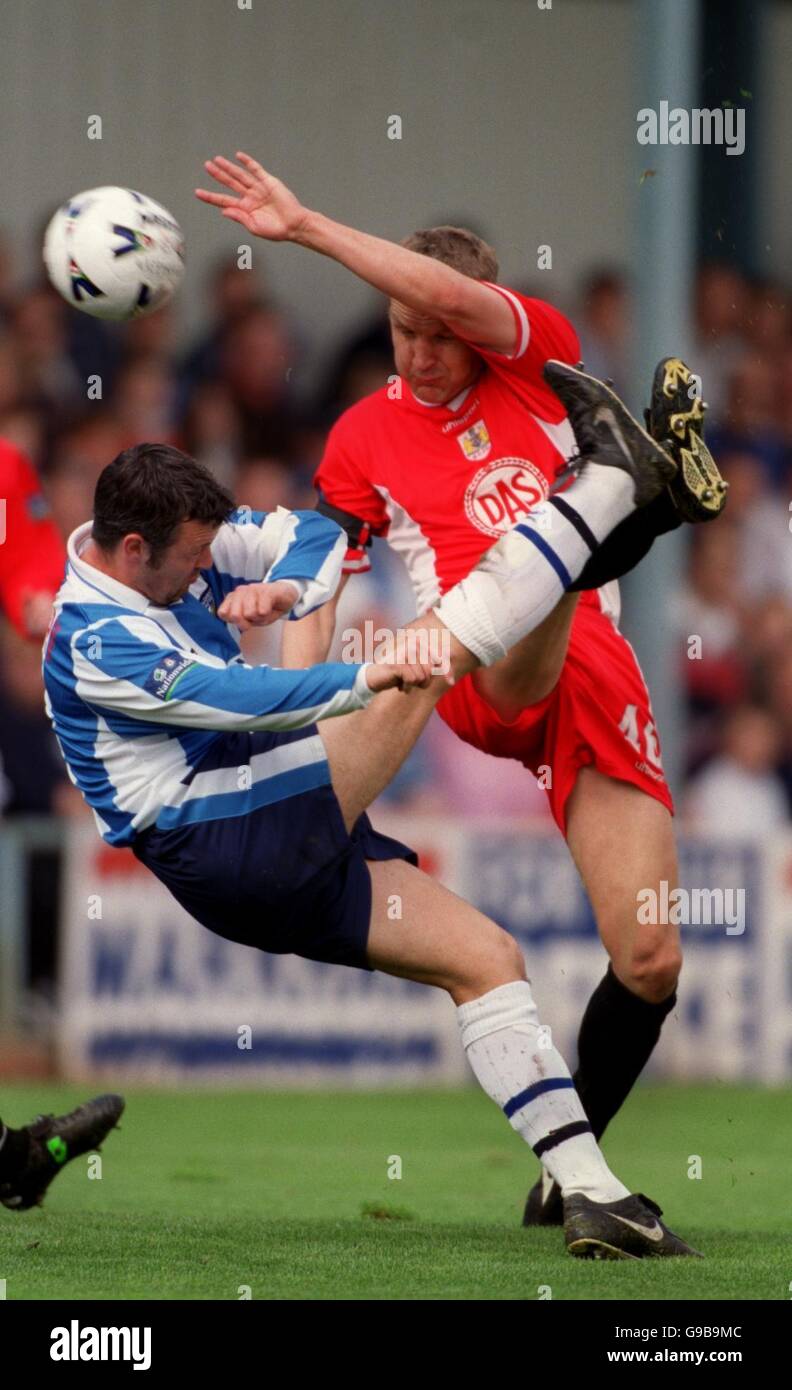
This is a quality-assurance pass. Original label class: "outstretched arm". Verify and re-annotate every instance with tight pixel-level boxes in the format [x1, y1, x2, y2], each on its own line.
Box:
[195, 152, 516, 352]
[63, 616, 438, 736]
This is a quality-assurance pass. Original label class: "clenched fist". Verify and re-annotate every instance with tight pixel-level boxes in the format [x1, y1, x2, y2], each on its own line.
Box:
[364, 660, 448, 694]
[217, 579, 300, 632]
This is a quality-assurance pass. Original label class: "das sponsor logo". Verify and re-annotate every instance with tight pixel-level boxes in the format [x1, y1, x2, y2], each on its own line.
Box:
[464, 457, 548, 538]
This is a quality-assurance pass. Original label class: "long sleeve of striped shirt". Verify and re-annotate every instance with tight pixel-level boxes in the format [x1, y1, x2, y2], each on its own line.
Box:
[66, 614, 373, 732]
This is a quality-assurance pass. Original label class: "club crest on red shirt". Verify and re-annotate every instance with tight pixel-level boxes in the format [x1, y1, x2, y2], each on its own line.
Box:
[456, 418, 492, 461]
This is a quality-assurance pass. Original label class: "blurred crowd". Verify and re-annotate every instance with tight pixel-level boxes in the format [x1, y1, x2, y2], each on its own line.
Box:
[1, 234, 792, 843]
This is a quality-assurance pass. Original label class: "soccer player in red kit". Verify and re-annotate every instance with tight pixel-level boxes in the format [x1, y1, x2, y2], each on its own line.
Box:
[0, 437, 124, 1212]
[197, 153, 725, 1226]
[0, 439, 67, 639]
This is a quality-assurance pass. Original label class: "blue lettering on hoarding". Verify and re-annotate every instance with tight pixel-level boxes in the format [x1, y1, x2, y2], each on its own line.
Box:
[92, 929, 136, 994]
[88, 1032, 438, 1067]
[463, 835, 760, 946]
[465, 835, 594, 940]
[201, 937, 230, 981]
[155, 929, 181, 992]
[88, 920, 422, 1001]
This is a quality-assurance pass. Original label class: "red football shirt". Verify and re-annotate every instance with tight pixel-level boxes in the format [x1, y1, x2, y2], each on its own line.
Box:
[315, 284, 615, 619]
[0, 440, 66, 639]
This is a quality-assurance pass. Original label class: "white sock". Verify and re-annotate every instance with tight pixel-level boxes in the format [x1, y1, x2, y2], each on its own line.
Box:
[434, 463, 634, 665]
[457, 981, 630, 1203]
[558, 462, 637, 543]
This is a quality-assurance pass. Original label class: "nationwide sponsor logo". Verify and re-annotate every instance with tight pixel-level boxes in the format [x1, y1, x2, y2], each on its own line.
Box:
[456, 419, 491, 461]
[144, 652, 196, 701]
[464, 457, 548, 538]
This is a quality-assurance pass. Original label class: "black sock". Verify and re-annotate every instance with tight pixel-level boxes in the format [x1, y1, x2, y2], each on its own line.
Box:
[571, 965, 677, 1141]
[0, 1120, 32, 1179]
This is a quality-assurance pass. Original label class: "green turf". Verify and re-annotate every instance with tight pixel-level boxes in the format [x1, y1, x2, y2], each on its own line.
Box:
[1, 1083, 789, 1300]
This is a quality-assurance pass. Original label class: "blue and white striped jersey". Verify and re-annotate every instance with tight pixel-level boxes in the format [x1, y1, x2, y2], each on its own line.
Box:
[43, 506, 374, 847]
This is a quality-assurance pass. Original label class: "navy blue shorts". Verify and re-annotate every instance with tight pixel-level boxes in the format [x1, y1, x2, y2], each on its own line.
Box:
[132, 735, 417, 970]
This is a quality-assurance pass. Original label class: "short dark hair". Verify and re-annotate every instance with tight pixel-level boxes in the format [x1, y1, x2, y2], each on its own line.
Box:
[400, 225, 499, 282]
[92, 444, 234, 565]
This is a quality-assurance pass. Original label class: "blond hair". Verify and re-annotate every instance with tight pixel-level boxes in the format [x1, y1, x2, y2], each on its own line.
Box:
[401, 225, 498, 281]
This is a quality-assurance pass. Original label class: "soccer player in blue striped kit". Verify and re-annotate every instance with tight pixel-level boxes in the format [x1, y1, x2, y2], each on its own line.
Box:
[42, 378, 699, 1259]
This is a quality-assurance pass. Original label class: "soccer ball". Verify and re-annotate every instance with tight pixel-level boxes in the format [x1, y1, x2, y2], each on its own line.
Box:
[43, 186, 185, 320]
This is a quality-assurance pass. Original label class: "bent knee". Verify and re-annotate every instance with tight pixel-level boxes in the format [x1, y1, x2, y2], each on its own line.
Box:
[476, 924, 526, 982]
[622, 938, 683, 1003]
[451, 925, 526, 1000]
[497, 928, 527, 979]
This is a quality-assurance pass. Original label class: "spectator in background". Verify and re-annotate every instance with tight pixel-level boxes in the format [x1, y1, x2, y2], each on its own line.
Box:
[63, 307, 123, 403]
[743, 596, 792, 684]
[694, 261, 749, 418]
[112, 355, 179, 448]
[123, 300, 178, 364]
[0, 229, 16, 323]
[710, 354, 788, 489]
[0, 331, 23, 417]
[744, 278, 791, 361]
[0, 624, 82, 819]
[181, 379, 240, 487]
[177, 252, 270, 412]
[233, 456, 308, 513]
[765, 648, 792, 817]
[11, 287, 84, 423]
[575, 268, 629, 392]
[670, 522, 747, 723]
[719, 448, 792, 604]
[0, 437, 75, 998]
[219, 304, 298, 459]
[43, 414, 126, 537]
[775, 342, 792, 450]
[314, 302, 393, 426]
[684, 704, 787, 838]
[0, 329, 45, 461]
[0, 436, 65, 639]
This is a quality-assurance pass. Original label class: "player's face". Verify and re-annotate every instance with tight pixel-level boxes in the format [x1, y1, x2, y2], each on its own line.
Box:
[142, 520, 218, 607]
[389, 303, 482, 404]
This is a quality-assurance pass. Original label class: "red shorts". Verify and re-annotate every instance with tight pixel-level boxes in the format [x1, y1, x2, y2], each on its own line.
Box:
[437, 599, 674, 835]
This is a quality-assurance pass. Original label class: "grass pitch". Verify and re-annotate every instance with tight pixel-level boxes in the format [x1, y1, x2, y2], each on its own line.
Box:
[1, 1082, 789, 1300]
